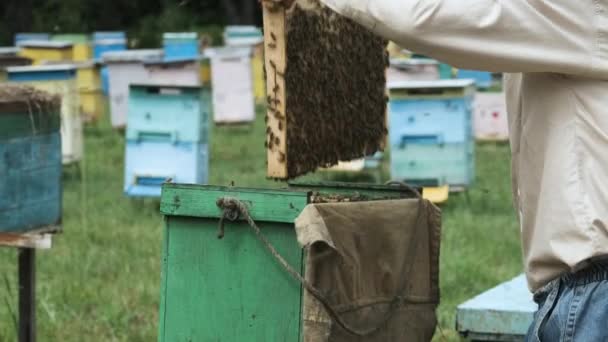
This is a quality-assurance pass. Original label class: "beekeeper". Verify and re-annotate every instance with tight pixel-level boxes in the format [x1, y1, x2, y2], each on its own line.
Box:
[268, 0, 608, 340]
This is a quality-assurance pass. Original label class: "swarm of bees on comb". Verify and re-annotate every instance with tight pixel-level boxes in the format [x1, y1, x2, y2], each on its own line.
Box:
[263, 0, 389, 180]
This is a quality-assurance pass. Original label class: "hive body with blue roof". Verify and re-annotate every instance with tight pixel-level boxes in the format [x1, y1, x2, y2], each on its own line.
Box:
[163, 32, 199, 59]
[388, 79, 475, 188]
[124, 84, 210, 197]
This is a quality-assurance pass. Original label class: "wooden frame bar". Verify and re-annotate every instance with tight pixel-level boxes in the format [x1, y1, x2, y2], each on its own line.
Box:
[262, 4, 288, 179]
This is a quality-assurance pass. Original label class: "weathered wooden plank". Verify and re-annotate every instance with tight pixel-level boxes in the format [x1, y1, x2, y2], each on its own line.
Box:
[160, 184, 309, 223]
[263, 4, 288, 179]
[0, 233, 52, 249]
[288, 181, 420, 201]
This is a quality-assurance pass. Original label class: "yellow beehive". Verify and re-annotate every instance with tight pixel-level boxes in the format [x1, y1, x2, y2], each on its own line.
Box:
[18, 41, 74, 65]
[76, 62, 101, 91]
[251, 44, 266, 104]
[200, 57, 211, 86]
[6, 64, 83, 164]
[74, 62, 103, 122]
[72, 43, 92, 61]
[80, 89, 104, 123]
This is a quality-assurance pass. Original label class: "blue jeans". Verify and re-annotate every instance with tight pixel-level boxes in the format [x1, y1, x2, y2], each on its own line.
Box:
[525, 260, 608, 342]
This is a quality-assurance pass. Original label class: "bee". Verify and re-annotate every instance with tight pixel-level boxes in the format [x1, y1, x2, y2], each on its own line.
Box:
[270, 32, 277, 41]
[278, 121, 283, 131]
[268, 42, 277, 49]
[269, 60, 276, 70]
[278, 152, 286, 163]
[275, 137, 280, 145]
[273, 84, 280, 92]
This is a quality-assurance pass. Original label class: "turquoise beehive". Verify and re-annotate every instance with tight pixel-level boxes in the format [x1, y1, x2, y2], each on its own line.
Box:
[124, 84, 211, 197]
[388, 79, 476, 188]
[162, 32, 199, 59]
[0, 86, 62, 233]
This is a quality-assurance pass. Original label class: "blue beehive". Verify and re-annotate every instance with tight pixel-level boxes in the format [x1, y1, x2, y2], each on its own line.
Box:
[457, 69, 493, 88]
[163, 33, 199, 59]
[94, 32, 127, 95]
[457, 274, 535, 341]
[388, 79, 476, 188]
[0, 86, 62, 233]
[124, 84, 211, 197]
[14, 33, 50, 45]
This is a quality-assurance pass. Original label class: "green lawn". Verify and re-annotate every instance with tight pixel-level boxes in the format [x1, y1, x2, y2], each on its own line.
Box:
[0, 106, 522, 341]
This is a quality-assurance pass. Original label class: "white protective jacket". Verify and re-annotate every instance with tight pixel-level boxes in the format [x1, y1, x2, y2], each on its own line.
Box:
[320, 0, 608, 291]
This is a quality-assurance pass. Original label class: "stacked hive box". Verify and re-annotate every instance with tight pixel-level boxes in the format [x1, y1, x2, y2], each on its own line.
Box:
[389, 79, 475, 188]
[0, 86, 62, 233]
[144, 58, 201, 87]
[51, 33, 92, 61]
[457, 70, 509, 141]
[93, 32, 127, 95]
[0, 53, 31, 82]
[7, 65, 83, 164]
[205, 47, 255, 124]
[76, 61, 104, 122]
[14, 33, 50, 45]
[18, 41, 74, 65]
[163, 32, 199, 59]
[224, 26, 265, 105]
[102, 49, 164, 128]
[124, 84, 210, 197]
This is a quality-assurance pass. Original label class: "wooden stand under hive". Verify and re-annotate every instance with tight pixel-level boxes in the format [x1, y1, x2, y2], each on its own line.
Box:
[263, 0, 389, 179]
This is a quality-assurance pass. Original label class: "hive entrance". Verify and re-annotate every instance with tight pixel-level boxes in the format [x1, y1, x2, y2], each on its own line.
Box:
[263, 1, 388, 179]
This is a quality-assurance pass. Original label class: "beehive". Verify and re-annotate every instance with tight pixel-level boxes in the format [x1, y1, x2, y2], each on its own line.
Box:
[102, 49, 164, 128]
[158, 182, 426, 341]
[18, 41, 74, 65]
[388, 79, 475, 188]
[162, 32, 199, 59]
[205, 47, 255, 124]
[51, 33, 92, 61]
[7, 64, 83, 164]
[14, 33, 50, 45]
[124, 84, 210, 197]
[144, 58, 201, 87]
[0, 85, 62, 233]
[262, 1, 388, 179]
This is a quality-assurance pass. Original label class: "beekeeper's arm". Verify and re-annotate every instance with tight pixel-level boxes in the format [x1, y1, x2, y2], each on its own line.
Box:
[321, 0, 606, 78]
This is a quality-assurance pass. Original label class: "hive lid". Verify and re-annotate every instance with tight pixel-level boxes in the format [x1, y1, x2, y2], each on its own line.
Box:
[203, 46, 252, 59]
[102, 49, 164, 63]
[144, 56, 201, 66]
[388, 79, 475, 90]
[93, 32, 126, 40]
[390, 57, 439, 68]
[163, 32, 198, 40]
[17, 40, 73, 49]
[0, 47, 20, 55]
[94, 38, 127, 46]
[6, 64, 77, 73]
[51, 34, 91, 44]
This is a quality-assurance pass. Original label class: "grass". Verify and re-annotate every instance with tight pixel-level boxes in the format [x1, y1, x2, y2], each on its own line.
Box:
[0, 106, 522, 341]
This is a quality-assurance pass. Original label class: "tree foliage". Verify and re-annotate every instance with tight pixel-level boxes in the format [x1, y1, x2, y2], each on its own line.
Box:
[0, 0, 262, 46]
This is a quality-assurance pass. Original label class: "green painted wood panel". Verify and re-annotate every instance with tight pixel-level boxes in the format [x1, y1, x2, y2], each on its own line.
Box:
[160, 184, 309, 223]
[160, 216, 303, 342]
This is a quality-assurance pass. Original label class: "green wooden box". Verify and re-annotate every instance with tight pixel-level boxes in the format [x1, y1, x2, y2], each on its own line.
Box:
[158, 182, 418, 341]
